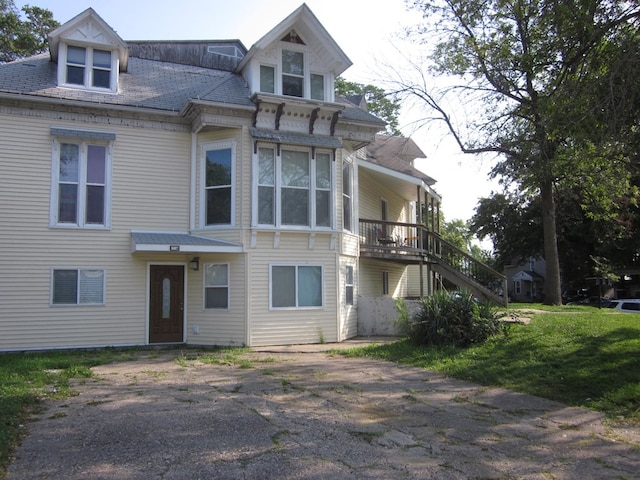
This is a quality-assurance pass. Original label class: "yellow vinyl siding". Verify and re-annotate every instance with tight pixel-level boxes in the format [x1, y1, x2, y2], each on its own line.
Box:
[358, 169, 409, 223]
[0, 111, 194, 351]
[113, 129, 191, 230]
[338, 255, 358, 340]
[359, 258, 408, 298]
[185, 253, 247, 347]
[247, 231, 338, 346]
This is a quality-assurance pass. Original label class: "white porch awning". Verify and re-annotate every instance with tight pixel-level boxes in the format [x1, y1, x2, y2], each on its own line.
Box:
[131, 231, 243, 253]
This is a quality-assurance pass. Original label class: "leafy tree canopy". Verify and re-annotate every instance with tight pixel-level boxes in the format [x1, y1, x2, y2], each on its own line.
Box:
[395, 0, 640, 304]
[0, 0, 58, 63]
[336, 77, 402, 136]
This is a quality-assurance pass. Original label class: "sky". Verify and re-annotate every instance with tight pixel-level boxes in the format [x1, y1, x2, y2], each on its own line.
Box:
[16, 0, 501, 222]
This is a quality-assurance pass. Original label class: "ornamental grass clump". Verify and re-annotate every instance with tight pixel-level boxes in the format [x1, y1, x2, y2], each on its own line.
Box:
[403, 291, 507, 347]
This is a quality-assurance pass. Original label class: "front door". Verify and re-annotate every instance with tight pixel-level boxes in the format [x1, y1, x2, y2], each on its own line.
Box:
[149, 265, 184, 344]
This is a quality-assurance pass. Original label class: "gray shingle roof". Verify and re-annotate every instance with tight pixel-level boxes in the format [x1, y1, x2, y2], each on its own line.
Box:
[366, 134, 436, 186]
[0, 53, 384, 127]
[0, 53, 254, 112]
[131, 231, 243, 253]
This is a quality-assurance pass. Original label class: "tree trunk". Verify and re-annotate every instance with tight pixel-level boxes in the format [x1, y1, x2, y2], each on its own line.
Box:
[540, 178, 563, 305]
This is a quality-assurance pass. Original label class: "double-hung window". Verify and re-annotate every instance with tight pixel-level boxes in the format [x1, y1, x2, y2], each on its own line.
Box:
[345, 265, 354, 306]
[204, 264, 229, 309]
[256, 145, 333, 229]
[281, 150, 310, 226]
[51, 268, 105, 305]
[342, 160, 354, 232]
[51, 134, 112, 229]
[271, 264, 323, 309]
[202, 141, 234, 227]
[282, 49, 304, 97]
[258, 53, 326, 101]
[63, 44, 116, 91]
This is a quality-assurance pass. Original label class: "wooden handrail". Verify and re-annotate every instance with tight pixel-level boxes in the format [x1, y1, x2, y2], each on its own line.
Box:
[359, 219, 506, 304]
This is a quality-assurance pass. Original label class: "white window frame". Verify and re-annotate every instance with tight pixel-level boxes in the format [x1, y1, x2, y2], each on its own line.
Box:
[253, 143, 335, 230]
[345, 265, 354, 306]
[342, 159, 354, 233]
[269, 264, 324, 310]
[50, 136, 113, 229]
[200, 140, 236, 229]
[281, 48, 305, 98]
[203, 263, 230, 310]
[259, 64, 276, 94]
[257, 47, 331, 101]
[50, 267, 106, 306]
[310, 72, 325, 101]
[58, 43, 118, 93]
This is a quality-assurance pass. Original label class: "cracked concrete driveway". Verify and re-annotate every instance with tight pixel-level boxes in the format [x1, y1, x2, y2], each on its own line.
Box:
[6, 345, 640, 479]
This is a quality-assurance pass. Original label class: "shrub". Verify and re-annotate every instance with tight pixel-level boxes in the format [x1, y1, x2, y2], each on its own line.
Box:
[403, 291, 507, 347]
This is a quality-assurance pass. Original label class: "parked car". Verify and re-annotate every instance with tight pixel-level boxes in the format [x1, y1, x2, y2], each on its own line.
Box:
[605, 299, 640, 313]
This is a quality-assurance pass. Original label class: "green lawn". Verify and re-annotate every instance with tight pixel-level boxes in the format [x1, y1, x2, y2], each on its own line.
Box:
[338, 305, 640, 426]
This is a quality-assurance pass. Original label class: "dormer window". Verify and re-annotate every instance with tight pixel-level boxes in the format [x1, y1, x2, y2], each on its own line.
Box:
[282, 49, 304, 97]
[260, 65, 275, 94]
[310, 73, 324, 100]
[60, 44, 117, 92]
[257, 49, 327, 101]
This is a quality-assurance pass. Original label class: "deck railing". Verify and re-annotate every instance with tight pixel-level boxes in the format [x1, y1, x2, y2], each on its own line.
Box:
[359, 219, 507, 305]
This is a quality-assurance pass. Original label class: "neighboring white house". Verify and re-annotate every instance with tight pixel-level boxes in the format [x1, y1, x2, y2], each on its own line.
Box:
[0, 5, 502, 352]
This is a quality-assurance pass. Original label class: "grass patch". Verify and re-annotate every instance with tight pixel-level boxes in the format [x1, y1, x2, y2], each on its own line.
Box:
[339, 307, 640, 425]
[176, 347, 253, 368]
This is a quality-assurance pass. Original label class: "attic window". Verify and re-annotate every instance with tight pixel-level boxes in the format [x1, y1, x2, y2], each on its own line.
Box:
[59, 43, 118, 93]
[281, 29, 305, 45]
[282, 50, 304, 97]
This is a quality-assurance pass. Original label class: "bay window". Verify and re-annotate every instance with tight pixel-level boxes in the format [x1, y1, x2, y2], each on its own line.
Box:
[345, 265, 354, 306]
[255, 145, 333, 229]
[342, 160, 354, 232]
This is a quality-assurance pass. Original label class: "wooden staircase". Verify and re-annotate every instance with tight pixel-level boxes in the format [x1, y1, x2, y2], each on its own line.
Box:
[359, 219, 508, 306]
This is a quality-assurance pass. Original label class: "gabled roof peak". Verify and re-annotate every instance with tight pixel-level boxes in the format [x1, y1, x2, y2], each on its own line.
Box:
[48, 7, 129, 71]
[237, 3, 351, 75]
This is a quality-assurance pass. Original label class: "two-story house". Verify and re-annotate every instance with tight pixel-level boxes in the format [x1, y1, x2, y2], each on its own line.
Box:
[0, 5, 505, 352]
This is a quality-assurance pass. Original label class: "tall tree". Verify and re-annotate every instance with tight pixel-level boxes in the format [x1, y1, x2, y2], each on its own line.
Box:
[394, 0, 640, 304]
[0, 1, 58, 63]
[336, 77, 402, 135]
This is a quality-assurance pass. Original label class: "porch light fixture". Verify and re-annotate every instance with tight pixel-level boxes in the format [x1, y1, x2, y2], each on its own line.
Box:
[189, 257, 200, 271]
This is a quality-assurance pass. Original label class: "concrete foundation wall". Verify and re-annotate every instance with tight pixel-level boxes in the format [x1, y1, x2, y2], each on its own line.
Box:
[357, 296, 422, 337]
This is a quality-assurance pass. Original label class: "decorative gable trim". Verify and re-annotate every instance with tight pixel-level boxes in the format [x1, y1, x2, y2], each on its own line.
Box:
[237, 4, 351, 76]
